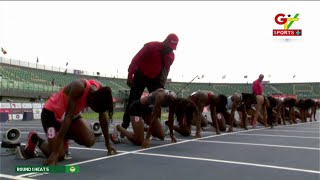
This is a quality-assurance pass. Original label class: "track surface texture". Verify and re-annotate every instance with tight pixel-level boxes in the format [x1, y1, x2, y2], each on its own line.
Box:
[1, 111, 319, 180]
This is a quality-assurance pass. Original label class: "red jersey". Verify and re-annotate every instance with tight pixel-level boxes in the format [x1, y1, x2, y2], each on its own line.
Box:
[252, 79, 263, 95]
[44, 79, 100, 122]
[128, 42, 175, 79]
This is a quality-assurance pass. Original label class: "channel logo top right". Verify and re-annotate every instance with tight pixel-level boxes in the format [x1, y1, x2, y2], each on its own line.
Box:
[273, 13, 302, 36]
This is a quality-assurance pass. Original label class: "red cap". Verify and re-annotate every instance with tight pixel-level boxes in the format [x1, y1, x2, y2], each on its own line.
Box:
[165, 33, 179, 50]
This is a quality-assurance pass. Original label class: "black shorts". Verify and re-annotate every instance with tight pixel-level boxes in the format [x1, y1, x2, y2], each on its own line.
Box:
[129, 100, 152, 117]
[41, 108, 80, 140]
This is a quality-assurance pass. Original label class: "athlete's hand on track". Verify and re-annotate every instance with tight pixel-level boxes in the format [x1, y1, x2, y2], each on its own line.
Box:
[43, 152, 59, 166]
[141, 139, 150, 149]
[106, 145, 117, 155]
[195, 133, 201, 138]
[170, 134, 177, 143]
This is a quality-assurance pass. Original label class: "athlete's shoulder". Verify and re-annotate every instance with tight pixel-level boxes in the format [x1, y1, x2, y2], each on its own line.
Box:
[144, 41, 162, 49]
[164, 89, 177, 98]
[68, 79, 86, 88]
[66, 79, 88, 95]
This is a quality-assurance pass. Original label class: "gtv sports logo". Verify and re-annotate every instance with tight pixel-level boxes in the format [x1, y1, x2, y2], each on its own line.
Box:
[273, 13, 302, 36]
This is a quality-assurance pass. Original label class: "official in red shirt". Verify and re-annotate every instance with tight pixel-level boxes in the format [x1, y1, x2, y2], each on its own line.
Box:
[252, 74, 264, 95]
[121, 34, 179, 130]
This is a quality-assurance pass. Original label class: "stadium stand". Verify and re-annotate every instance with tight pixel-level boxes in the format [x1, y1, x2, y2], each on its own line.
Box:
[1, 56, 319, 103]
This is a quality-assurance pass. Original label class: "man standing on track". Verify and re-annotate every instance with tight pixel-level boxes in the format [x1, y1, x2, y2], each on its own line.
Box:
[251, 74, 264, 127]
[121, 33, 179, 133]
[252, 74, 264, 96]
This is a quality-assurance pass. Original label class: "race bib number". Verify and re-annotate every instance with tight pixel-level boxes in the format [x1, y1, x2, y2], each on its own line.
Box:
[134, 116, 140, 122]
[47, 127, 56, 139]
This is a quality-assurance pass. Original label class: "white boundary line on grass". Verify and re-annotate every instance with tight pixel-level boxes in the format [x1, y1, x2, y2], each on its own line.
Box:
[0, 127, 44, 129]
[16, 121, 320, 178]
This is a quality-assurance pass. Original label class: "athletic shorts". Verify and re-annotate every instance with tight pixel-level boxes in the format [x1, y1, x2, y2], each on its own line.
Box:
[129, 100, 153, 117]
[41, 108, 80, 141]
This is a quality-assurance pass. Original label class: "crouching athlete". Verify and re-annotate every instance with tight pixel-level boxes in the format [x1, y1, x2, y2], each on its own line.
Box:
[17, 79, 117, 165]
[112, 88, 198, 148]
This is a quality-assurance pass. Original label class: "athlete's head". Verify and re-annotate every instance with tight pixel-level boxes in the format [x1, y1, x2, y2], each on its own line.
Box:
[304, 99, 315, 109]
[216, 94, 228, 111]
[284, 98, 297, 107]
[88, 86, 114, 119]
[173, 98, 198, 126]
[166, 89, 177, 98]
[267, 96, 278, 109]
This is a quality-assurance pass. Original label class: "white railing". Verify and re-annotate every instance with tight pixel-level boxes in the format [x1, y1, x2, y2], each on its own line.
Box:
[0, 56, 106, 77]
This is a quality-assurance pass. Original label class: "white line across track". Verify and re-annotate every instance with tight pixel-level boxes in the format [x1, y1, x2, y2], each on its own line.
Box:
[16, 121, 320, 178]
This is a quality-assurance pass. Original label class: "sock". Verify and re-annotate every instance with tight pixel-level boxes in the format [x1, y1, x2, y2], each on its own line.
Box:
[37, 137, 45, 147]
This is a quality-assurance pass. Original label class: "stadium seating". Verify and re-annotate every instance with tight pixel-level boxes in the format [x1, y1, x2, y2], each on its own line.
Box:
[0, 78, 60, 93]
[1, 62, 319, 100]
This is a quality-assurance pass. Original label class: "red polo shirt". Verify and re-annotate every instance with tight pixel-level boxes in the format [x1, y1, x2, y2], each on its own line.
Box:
[128, 41, 175, 79]
[252, 79, 263, 95]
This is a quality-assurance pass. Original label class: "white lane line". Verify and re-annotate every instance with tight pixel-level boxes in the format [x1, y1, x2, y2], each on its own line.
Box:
[196, 140, 320, 150]
[0, 127, 43, 129]
[58, 146, 320, 174]
[0, 130, 232, 138]
[16, 127, 267, 177]
[0, 131, 195, 142]
[0, 124, 42, 126]
[69, 146, 128, 153]
[275, 127, 320, 130]
[260, 129, 320, 133]
[17, 121, 320, 178]
[133, 152, 320, 174]
[0, 131, 46, 135]
[235, 133, 320, 139]
[0, 174, 36, 180]
[66, 128, 267, 166]
[27, 174, 46, 178]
